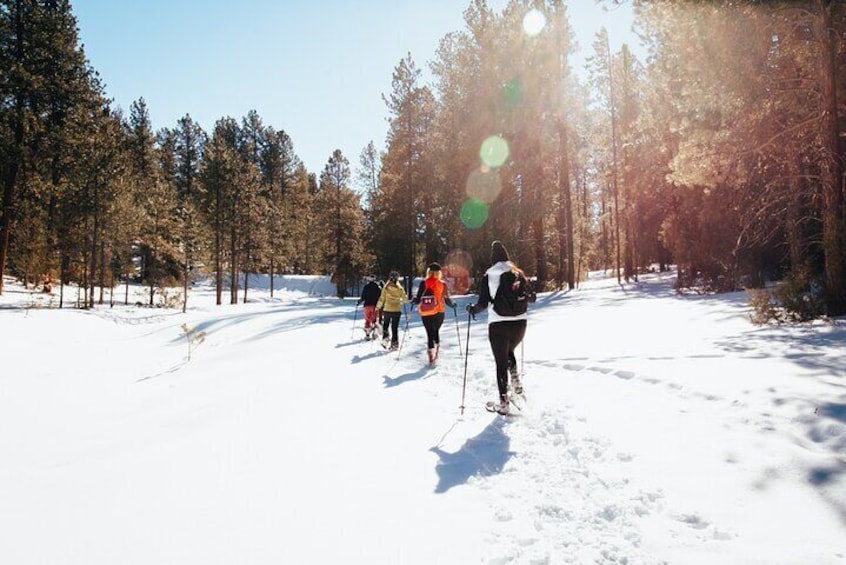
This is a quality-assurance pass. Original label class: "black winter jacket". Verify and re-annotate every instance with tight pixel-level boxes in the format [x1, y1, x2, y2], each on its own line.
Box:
[359, 281, 382, 306]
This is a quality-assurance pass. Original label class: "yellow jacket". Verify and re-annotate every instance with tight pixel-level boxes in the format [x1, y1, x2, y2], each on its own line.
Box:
[377, 282, 408, 313]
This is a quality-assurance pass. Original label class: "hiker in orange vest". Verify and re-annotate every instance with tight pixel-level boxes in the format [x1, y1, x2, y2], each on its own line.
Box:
[412, 262, 457, 365]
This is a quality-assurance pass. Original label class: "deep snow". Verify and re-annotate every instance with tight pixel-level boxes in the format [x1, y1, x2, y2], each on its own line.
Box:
[1, 271, 844, 564]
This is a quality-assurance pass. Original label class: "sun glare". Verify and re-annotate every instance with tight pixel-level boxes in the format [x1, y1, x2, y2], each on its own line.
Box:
[460, 198, 489, 229]
[443, 249, 472, 294]
[479, 135, 509, 169]
[523, 9, 546, 37]
[465, 166, 502, 204]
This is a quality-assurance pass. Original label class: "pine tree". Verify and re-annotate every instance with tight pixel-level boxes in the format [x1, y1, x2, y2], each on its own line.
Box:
[259, 126, 301, 297]
[237, 111, 272, 303]
[378, 53, 436, 291]
[127, 98, 177, 305]
[315, 149, 368, 297]
[172, 114, 206, 312]
[0, 0, 101, 295]
[199, 117, 240, 305]
[357, 140, 382, 275]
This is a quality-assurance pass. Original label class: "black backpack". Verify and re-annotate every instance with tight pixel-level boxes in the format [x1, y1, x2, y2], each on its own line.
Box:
[493, 269, 534, 316]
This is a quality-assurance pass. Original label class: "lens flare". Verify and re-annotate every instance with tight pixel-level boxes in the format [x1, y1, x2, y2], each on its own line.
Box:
[502, 78, 522, 106]
[465, 166, 502, 204]
[460, 198, 489, 229]
[523, 9, 546, 36]
[479, 135, 509, 169]
[443, 249, 472, 294]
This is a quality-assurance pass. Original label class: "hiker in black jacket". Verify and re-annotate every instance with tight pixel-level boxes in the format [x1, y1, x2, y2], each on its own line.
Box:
[357, 275, 383, 340]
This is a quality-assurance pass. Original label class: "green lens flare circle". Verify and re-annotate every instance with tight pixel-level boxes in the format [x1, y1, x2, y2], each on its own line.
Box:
[479, 136, 509, 169]
[460, 198, 489, 229]
[502, 79, 522, 106]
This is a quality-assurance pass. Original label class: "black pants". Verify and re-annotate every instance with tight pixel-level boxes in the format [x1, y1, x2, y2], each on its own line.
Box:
[488, 320, 527, 399]
[382, 311, 402, 345]
[421, 312, 445, 349]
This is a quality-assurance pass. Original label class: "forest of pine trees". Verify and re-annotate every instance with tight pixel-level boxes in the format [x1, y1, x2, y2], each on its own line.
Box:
[1, 1, 844, 315]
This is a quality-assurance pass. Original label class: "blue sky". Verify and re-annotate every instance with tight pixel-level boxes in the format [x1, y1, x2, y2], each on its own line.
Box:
[73, 0, 635, 178]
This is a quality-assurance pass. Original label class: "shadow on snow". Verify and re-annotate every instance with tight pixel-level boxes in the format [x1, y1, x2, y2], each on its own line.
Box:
[429, 418, 514, 494]
[383, 365, 431, 388]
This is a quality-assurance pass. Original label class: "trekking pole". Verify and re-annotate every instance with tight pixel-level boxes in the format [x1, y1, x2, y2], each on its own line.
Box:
[460, 310, 472, 415]
[397, 303, 411, 359]
[452, 305, 462, 359]
[521, 339, 524, 375]
[351, 302, 359, 339]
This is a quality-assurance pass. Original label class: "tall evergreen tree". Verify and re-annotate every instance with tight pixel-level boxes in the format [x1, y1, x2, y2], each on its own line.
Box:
[315, 149, 368, 297]
[356, 140, 381, 275]
[0, 0, 100, 294]
[260, 127, 300, 296]
[171, 114, 206, 311]
[127, 98, 176, 305]
[379, 53, 435, 293]
[199, 117, 240, 305]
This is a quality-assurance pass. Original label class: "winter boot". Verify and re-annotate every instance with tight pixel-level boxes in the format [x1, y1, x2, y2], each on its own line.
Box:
[497, 394, 510, 415]
[434, 344, 440, 361]
[509, 360, 523, 395]
[381, 337, 390, 349]
[427, 348, 436, 365]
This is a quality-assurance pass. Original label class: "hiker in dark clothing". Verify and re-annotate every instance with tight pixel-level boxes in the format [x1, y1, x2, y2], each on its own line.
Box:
[357, 275, 383, 340]
[466, 240, 533, 415]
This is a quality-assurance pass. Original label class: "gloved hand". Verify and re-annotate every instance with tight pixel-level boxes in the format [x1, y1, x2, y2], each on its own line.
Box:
[356, 299, 362, 306]
[411, 297, 419, 305]
[465, 303, 477, 320]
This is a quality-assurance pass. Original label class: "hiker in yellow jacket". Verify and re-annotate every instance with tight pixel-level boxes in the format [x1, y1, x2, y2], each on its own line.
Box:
[376, 271, 408, 350]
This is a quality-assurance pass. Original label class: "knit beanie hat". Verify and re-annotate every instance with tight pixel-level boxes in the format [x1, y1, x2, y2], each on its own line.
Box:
[490, 240, 510, 264]
[426, 262, 441, 272]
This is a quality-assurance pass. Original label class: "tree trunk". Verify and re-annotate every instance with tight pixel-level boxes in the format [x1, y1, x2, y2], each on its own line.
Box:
[532, 216, 546, 287]
[0, 2, 25, 296]
[215, 203, 222, 306]
[99, 240, 106, 305]
[606, 34, 622, 284]
[148, 244, 155, 307]
[230, 223, 238, 305]
[243, 268, 249, 304]
[557, 122, 575, 290]
[182, 244, 189, 313]
[818, 0, 846, 315]
[270, 257, 275, 299]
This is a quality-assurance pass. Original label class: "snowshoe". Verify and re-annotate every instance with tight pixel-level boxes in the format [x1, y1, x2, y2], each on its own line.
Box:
[427, 348, 436, 365]
[485, 399, 510, 416]
[486, 394, 522, 416]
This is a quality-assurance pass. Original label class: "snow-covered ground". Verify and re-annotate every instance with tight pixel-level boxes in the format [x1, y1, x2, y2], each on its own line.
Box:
[1, 271, 844, 564]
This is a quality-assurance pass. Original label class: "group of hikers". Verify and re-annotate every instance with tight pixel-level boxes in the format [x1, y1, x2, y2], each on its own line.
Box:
[355, 240, 535, 415]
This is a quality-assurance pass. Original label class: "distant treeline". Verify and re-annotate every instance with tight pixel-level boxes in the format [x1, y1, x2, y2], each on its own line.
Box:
[1, 1, 844, 315]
